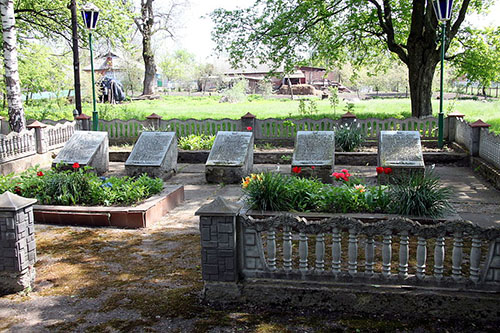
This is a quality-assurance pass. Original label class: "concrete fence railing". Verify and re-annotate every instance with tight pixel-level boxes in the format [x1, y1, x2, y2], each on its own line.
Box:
[196, 197, 500, 320]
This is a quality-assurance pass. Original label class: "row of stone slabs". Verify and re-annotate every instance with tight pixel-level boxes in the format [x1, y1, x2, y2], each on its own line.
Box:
[53, 130, 425, 183]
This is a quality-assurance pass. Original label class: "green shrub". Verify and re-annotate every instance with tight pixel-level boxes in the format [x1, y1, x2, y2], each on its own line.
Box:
[178, 134, 215, 150]
[388, 170, 452, 218]
[242, 173, 293, 212]
[335, 123, 365, 152]
[0, 165, 163, 206]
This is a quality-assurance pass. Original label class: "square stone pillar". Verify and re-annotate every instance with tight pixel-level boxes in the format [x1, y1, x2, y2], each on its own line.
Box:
[75, 113, 91, 131]
[27, 121, 48, 154]
[469, 119, 491, 157]
[446, 111, 465, 143]
[146, 113, 162, 130]
[195, 197, 243, 302]
[0, 192, 37, 294]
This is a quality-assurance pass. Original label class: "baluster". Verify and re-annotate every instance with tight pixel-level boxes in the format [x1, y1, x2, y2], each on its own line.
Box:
[434, 236, 445, 280]
[299, 232, 308, 272]
[332, 227, 341, 274]
[283, 227, 292, 271]
[469, 237, 481, 283]
[364, 236, 375, 275]
[382, 232, 392, 277]
[315, 233, 325, 271]
[399, 231, 409, 278]
[267, 228, 277, 271]
[452, 231, 463, 281]
[416, 237, 427, 279]
[348, 229, 358, 275]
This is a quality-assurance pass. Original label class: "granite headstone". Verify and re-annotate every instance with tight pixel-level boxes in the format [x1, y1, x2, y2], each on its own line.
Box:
[291, 131, 335, 182]
[205, 131, 253, 183]
[378, 130, 425, 180]
[125, 131, 177, 178]
[52, 131, 109, 175]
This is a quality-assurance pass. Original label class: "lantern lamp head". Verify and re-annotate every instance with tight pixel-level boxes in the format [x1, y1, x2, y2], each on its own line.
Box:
[81, 3, 100, 30]
[432, 0, 453, 22]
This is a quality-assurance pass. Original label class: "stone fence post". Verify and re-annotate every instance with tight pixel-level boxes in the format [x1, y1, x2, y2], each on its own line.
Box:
[445, 111, 465, 143]
[146, 113, 162, 130]
[195, 196, 242, 301]
[27, 121, 48, 154]
[241, 112, 256, 132]
[76, 113, 91, 131]
[469, 119, 491, 157]
[340, 111, 357, 126]
[0, 192, 37, 294]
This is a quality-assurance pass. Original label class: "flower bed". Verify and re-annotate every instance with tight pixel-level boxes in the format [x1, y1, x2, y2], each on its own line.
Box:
[0, 164, 184, 228]
[241, 168, 452, 218]
[0, 164, 163, 206]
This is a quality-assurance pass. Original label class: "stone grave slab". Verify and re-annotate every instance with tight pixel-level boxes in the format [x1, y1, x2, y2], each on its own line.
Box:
[52, 131, 109, 175]
[125, 132, 177, 178]
[378, 130, 425, 180]
[292, 131, 335, 182]
[205, 131, 253, 183]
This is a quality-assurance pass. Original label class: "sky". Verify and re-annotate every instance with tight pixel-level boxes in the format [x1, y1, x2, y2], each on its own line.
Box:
[162, 0, 500, 62]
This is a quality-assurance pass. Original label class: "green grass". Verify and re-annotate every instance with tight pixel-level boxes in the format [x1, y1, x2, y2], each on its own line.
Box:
[8, 94, 500, 133]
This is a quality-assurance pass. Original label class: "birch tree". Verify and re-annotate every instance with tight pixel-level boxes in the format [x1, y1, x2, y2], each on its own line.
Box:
[1, 0, 26, 132]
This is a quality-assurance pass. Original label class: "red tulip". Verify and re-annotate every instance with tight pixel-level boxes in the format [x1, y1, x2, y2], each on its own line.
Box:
[72, 162, 80, 169]
[37, 171, 44, 176]
[247, 126, 253, 131]
[376, 167, 384, 174]
[384, 167, 392, 174]
[292, 166, 302, 174]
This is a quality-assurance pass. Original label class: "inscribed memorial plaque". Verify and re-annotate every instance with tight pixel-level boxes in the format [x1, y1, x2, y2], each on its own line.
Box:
[291, 131, 335, 182]
[52, 131, 109, 174]
[125, 132, 177, 178]
[205, 131, 253, 183]
[378, 131, 424, 167]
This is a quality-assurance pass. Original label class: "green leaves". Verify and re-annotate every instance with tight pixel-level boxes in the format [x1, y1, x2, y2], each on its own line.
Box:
[242, 170, 451, 218]
[0, 166, 163, 207]
[388, 170, 452, 218]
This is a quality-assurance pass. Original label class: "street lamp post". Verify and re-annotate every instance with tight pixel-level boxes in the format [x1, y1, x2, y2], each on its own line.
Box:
[81, 3, 100, 131]
[432, 0, 454, 148]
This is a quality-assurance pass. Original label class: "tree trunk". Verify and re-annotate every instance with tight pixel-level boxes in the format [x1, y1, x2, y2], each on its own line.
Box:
[407, 58, 438, 118]
[140, 0, 156, 96]
[68, 0, 82, 115]
[1, 0, 26, 132]
[142, 34, 156, 95]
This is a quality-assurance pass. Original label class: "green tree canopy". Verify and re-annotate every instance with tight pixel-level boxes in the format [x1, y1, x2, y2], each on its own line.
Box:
[14, 0, 132, 45]
[452, 27, 500, 93]
[211, 0, 493, 117]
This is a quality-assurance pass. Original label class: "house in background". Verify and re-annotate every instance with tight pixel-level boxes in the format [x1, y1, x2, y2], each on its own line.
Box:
[221, 64, 342, 92]
[83, 51, 142, 84]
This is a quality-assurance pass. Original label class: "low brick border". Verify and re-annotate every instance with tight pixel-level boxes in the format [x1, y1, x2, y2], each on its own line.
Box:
[33, 185, 184, 228]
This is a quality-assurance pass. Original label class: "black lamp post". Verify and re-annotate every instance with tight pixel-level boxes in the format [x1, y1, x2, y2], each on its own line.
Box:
[432, 0, 453, 148]
[81, 3, 100, 131]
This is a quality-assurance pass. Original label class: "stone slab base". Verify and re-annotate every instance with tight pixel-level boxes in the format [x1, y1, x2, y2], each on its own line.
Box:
[33, 185, 184, 228]
[110, 150, 469, 167]
[204, 279, 500, 322]
[0, 267, 35, 295]
[205, 166, 248, 184]
[125, 166, 176, 179]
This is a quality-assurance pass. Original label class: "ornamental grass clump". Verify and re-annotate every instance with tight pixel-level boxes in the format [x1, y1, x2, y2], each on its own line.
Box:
[388, 170, 452, 218]
[0, 165, 163, 206]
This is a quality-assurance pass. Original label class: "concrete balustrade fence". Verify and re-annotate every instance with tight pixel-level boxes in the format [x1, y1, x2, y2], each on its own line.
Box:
[196, 197, 500, 320]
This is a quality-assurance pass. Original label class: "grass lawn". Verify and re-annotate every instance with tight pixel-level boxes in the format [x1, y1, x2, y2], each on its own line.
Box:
[15, 94, 500, 133]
